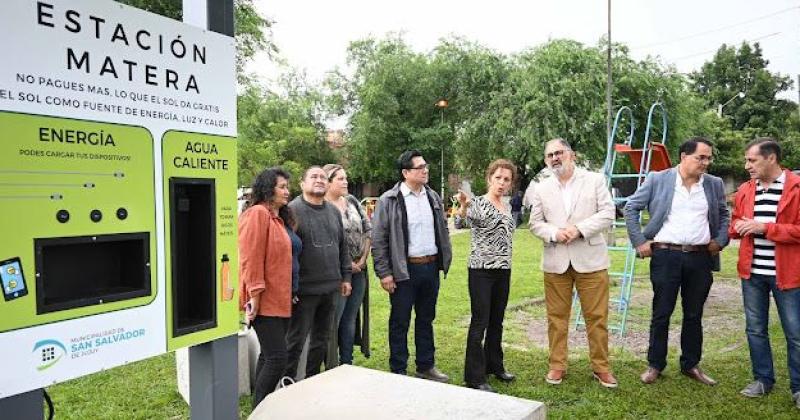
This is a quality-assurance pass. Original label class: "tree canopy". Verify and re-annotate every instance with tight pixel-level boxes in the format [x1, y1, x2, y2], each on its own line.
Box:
[690, 42, 799, 177]
[338, 36, 716, 193]
[116, 2, 800, 188]
[237, 79, 335, 189]
[691, 42, 796, 135]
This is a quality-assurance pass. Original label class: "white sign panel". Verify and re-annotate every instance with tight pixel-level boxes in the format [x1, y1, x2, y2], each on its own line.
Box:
[0, 0, 236, 397]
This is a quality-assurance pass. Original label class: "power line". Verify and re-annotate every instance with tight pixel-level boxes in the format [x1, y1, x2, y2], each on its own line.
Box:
[631, 5, 799, 50]
[669, 31, 782, 62]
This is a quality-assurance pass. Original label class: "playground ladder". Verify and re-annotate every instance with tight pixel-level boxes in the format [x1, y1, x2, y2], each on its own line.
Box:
[572, 103, 670, 339]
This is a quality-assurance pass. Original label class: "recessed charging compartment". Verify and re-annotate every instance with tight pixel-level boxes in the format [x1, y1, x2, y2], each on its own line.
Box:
[169, 178, 217, 337]
[35, 233, 152, 314]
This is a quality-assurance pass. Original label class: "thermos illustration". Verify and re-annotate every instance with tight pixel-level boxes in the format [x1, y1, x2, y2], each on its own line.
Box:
[221, 254, 233, 301]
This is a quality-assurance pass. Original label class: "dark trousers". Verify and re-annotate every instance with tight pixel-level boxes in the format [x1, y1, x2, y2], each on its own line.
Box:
[647, 248, 713, 371]
[285, 291, 336, 380]
[464, 268, 510, 385]
[389, 261, 440, 374]
[252, 316, 289, 407]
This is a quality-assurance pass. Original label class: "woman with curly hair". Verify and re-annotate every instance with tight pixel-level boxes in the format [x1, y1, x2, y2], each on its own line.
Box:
[239, 167, 300, 406]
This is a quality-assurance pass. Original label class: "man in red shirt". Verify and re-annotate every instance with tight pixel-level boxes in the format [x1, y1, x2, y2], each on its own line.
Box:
[729, 138, 800, 410]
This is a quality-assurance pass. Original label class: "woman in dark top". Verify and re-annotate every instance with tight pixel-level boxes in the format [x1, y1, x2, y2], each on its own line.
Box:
[286, 224, 301, 303]
[456, 159, 518, 392]
[239, 167, 297, 406]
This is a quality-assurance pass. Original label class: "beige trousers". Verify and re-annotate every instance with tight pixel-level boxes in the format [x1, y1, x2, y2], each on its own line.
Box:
[543, 266, 610, 373]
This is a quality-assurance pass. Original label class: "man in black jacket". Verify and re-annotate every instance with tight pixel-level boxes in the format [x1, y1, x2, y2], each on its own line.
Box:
[371, 150, 452, 381]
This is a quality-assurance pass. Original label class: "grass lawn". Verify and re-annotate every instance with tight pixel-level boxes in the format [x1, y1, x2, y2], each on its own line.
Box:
[48, 230, 798, 419]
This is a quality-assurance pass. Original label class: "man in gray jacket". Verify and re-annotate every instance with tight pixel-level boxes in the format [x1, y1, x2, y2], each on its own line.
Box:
[624, 137, 729, 386]
[372, 150, 452, 381]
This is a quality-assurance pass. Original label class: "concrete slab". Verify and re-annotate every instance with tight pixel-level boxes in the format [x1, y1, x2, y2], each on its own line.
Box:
[249, 365, 546, 420]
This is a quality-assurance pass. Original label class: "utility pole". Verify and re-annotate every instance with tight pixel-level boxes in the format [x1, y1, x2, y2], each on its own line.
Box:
[435, 99, 449, 201]
[797, 74, 800, 119]
[606, 0, 613, 142]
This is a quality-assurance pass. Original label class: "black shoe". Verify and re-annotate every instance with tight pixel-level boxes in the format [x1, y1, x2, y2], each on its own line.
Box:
[415, 367, 449, 383]
[493, 371, 516, 382]
[467, 383, 496, 393]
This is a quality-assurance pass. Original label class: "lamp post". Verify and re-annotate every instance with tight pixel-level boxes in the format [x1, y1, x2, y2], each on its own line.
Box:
[717, 91, 745, 117]
[435, 98, 449, 200]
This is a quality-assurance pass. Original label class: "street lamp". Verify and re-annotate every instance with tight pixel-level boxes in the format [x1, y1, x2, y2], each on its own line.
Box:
[435, 98, 449, 200]
[717, 91, 745, 117]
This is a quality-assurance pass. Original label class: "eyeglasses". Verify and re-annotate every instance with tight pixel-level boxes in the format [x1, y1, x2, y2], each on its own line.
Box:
[408, 164, 429, 171]
[545, 149, 569, 160]
[691, 155, 714, 164]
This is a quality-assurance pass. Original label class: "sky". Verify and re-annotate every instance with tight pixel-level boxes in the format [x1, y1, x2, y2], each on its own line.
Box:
[248, 0, 800, 125]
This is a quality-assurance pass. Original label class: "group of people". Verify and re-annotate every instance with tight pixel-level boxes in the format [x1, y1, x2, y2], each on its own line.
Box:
[238, 164, 371, 406]
[238, 136, 800, 411]
[527, 136, 799, 410]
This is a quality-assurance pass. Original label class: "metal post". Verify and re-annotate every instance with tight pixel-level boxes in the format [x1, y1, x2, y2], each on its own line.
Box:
[440, 108, 445, 200]
[183, 0, 234, 37]
[182, 2, 238, 419]
[606, 0, 612, 142]
[717, 92, 745, 118]
[435, 98, 448, 200]
[0, 389, 43, 420]
[189, 335, 239, 420]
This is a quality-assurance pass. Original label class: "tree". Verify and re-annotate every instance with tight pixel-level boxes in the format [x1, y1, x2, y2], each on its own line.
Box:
[340, 36, 714, 192]
[691, 42, 796, 136]
[338, 36, 509, 193]
[236, 80, 335, 189]
[459, 39, 700, 184]
[340, 36, 442, 188]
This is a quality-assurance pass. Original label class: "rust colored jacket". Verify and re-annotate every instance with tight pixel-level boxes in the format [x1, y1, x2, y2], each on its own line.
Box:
[238, 204, 292, 317]
[729, 169, 800, 290]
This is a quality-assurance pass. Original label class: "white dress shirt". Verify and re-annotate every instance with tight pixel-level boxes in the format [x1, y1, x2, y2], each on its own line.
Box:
[653, 171, 711, 245]
[400, 182, 438, 257]
[549, 173, 577, 242]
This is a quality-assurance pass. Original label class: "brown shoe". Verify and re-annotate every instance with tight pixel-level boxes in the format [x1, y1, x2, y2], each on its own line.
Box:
[593, 371, 618, 388]
[640, 367, 661, 384]
[545, 369, 565, 385]
[681, 367, 717, 386]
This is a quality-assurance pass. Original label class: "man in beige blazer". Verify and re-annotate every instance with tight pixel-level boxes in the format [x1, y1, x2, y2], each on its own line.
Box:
[529, 138, 617, 388]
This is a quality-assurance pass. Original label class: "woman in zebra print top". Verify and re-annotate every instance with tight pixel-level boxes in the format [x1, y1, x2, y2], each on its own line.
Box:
[456, 159, 517, 392]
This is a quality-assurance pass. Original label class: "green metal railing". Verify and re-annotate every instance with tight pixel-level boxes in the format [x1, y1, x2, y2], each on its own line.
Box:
[573, 103, 668, 340]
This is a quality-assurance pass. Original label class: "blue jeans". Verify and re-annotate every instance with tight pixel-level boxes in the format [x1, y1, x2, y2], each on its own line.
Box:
[742, 274, 800, 393]
[335, 270, 366, 364]
[388, 261, 440, 374]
